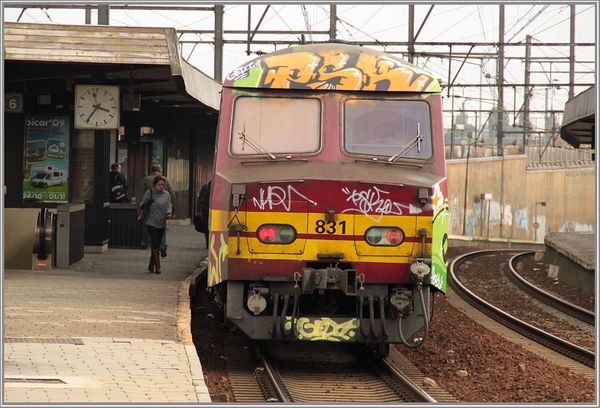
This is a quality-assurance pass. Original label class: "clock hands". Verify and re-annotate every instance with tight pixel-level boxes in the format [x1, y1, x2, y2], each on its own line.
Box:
[76, 86, 118, 128]
[86, 105, 99, 123]
[85, 103, 112, 124]
[94, 103, 111, 113]
[84, 93, 101, 123]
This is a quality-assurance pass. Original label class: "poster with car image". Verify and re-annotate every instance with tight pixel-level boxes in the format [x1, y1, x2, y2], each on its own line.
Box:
[23, 115, 70, 203]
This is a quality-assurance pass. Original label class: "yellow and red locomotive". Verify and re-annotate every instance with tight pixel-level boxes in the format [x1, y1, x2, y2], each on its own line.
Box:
[207, 42, 448, 357]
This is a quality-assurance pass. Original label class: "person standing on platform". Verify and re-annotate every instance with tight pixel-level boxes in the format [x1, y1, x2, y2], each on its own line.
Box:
[108, 163, 130, 203]
[194, 181, 211, 248]
[138, 164, 176, 255]
[140, 175, 172, 274]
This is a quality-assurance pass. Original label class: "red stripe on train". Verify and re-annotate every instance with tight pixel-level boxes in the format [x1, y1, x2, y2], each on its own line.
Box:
[237, 231, 431, 243]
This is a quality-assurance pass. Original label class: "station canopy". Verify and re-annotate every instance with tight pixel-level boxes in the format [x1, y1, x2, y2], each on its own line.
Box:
[4, 22, 220, 125]
[560, 85, 595, 150]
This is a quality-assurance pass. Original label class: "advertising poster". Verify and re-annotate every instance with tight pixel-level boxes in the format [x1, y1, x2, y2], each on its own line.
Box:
[23, 115, 70, 203]
[148, 137, 164, 169]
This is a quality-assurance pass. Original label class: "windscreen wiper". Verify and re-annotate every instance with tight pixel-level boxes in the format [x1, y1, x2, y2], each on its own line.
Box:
[238, 126, 277, 160]
[388, 123, 423, 163]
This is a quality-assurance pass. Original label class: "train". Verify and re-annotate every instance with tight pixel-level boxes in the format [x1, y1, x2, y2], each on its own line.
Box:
[206, 41, 448, 358]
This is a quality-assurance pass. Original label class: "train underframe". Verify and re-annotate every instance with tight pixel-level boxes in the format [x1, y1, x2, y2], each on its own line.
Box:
[210, 261, 434, 358]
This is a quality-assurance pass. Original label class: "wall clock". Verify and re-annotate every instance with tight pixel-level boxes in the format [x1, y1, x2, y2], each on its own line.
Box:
[74, 85, 120, 130]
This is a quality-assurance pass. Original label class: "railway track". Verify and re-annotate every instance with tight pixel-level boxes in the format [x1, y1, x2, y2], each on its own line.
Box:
[193, 249, 594, 403]
[449, 249, 595, 369]
[225, 339, 452, 403]
[507, 252, 595, 326]
[264, 343, 436, 403]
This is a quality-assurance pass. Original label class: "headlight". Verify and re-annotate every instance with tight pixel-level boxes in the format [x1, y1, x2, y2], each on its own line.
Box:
[365, 228, 383, 244]
[365, 227, 404, 246]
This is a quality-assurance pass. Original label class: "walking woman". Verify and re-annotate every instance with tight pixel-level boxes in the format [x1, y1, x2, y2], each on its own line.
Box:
[140, 175, 173, 274]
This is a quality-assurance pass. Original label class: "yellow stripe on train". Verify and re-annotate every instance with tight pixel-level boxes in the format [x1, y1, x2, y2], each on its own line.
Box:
[210, 209, 436, 262]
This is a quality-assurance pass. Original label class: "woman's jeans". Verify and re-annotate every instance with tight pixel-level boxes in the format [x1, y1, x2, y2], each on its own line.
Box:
[147, 225, 166, 250]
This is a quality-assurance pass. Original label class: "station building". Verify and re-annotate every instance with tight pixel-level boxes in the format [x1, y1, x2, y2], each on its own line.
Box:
[4, 22, 220, 267]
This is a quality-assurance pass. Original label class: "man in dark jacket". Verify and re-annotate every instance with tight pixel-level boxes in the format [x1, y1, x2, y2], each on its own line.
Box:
[108, 163, 130, 203]
[195, 181, 211, 248]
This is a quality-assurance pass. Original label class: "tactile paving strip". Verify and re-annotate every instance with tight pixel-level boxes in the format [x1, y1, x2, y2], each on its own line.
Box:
[4, 337, 84, 345]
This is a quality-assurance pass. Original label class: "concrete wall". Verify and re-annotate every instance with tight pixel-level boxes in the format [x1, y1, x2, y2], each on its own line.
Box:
[447, 155, 595, 242]
[544, 246, 595, 295]
[448, 235, 546, 252]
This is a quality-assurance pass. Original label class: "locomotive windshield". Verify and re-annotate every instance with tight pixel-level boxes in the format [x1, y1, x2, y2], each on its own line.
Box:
[231, 96, 321, 156]
[344, 99, 432, 159]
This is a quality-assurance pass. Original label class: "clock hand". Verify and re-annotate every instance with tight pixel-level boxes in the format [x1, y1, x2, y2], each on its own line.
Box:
[86, 106, 99, 123]
[95, 103, 110, 113]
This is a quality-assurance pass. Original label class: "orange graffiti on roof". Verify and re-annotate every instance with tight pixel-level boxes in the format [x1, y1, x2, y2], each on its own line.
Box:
[227, 44, 440, 93]
[356, 53, 436, 92]
[262, 52, 322, 88]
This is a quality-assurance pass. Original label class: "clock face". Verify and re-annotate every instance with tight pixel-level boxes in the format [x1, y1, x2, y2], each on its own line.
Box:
[74, 85, 120, 129]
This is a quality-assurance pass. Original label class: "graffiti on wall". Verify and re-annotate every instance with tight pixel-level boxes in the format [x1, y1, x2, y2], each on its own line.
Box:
[559, 221, 594, 232]
[488, 200, 502, 227]
[533, 216, 547, 241]
[514, 206, 529, 230]
[447, 199, 596, 241]
[448, 197, 561, 238]
[462, 200, 481, 236]
[448, 194, 461, 234]
[502, 204, 513, 228]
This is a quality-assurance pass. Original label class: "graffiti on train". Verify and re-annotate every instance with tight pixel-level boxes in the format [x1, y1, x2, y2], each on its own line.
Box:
[292, 317, 359, 341]
[251, 184, 317, 211]
[229, 47, 440, 92]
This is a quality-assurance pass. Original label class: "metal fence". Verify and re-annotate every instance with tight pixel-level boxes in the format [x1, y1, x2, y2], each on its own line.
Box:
[525, 146, 595, 167]
[447, 144, 595, 167]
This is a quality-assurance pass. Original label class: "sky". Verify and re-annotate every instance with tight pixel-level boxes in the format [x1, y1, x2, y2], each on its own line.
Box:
[2, 2, 597, 134]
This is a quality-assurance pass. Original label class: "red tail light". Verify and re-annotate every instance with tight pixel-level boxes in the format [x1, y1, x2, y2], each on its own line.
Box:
[257, 224, 297, 244]
[365, 227, 404, 246]
[258, 226, 276, 242]
[386, 229, 403, 245]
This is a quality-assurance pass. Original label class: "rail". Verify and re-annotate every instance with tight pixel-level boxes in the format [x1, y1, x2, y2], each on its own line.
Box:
[449, 249, 595, 368]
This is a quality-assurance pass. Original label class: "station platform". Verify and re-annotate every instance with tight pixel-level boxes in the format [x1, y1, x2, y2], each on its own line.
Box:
[3, 222, 212, 404]
[543, 231, 596, 295]
[544, 231, 596, 270]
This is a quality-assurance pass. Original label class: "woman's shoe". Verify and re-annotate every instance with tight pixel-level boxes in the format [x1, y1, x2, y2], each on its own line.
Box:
[150, 249, 161, 274]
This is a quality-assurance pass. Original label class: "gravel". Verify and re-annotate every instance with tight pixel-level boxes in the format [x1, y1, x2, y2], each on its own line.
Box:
[191, 246, 596, 403]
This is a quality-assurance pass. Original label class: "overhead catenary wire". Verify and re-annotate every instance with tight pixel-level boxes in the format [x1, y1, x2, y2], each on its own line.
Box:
[4, 4, 593, 141]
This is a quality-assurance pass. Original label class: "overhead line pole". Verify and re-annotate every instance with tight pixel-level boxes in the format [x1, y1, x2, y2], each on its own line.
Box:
[498, 5, 506, 238]
[569, 5, 576, 99]
[408, 5, 414, 63]
[214, 4, 224, 83]
[524, 35, 532, 149]
[329, 4, 337, 40]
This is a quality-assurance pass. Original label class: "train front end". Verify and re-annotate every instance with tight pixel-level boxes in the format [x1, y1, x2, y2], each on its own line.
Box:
[208, 43, 448, 355]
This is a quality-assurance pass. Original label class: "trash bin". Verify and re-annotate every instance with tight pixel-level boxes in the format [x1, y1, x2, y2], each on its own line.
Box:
[56, 203, 85, 268]
[108, 203, 143, 248]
